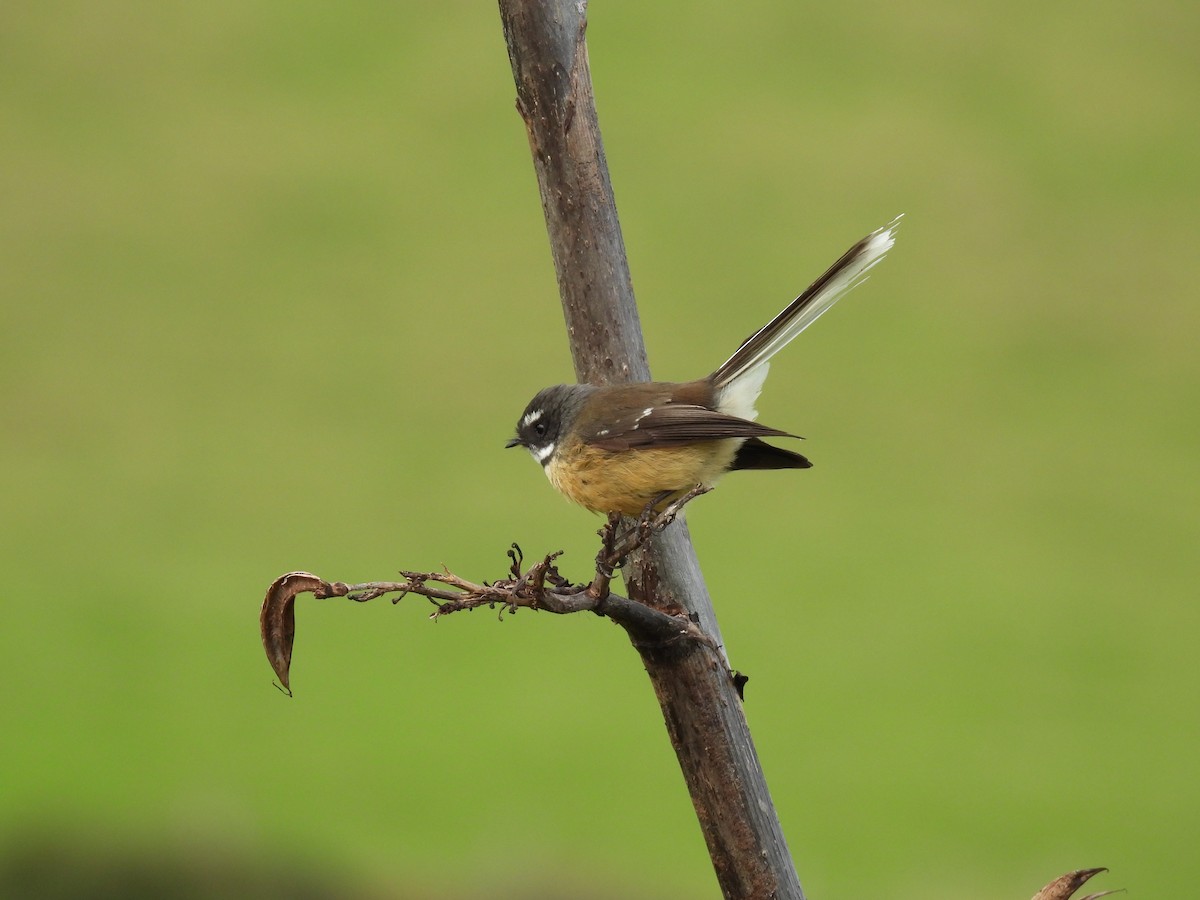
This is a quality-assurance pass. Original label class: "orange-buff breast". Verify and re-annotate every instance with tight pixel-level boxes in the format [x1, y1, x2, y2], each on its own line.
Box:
[546, 440, 740, 516]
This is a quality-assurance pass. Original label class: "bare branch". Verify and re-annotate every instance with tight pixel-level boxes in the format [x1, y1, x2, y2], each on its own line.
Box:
[259, 485, 721, 692]
[497, 2, 803, 896]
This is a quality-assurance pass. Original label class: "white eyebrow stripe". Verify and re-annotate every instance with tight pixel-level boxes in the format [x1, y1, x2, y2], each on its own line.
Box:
[521, 409, 543, 428]
[532, 442, 555, 464]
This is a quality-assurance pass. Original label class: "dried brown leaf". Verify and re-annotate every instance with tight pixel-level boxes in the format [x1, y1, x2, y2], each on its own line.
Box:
[1031, 868, 1113, 900]
[260, 571, 341, 695]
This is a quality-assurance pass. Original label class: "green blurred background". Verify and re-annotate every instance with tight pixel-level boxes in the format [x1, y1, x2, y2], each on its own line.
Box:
[2, 1, 1197, 898]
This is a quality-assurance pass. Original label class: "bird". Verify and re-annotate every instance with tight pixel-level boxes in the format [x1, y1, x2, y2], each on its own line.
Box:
[506, 216, 901, 516]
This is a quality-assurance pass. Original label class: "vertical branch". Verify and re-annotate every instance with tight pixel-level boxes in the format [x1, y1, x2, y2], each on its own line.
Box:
[498, 0, 735, 645]
[497, 2, 805, 899]
[499, 0, 648, 386]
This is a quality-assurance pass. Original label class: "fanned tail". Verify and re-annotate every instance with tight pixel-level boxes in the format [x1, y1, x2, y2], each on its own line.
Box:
[711, 216, 903, 408]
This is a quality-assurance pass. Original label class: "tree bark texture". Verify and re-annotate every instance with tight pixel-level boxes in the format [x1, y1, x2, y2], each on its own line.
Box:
[497, 3, 805, 898]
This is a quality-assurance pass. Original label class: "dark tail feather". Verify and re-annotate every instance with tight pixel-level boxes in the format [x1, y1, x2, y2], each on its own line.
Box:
[731, 438, 812, 471]
[709, 216, 902, 391]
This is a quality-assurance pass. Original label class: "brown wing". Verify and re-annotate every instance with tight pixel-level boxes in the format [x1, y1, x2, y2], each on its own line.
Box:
[583, 403, 799, 451]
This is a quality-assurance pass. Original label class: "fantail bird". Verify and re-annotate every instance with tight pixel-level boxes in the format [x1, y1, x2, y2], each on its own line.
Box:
[506, 216, 902, 516]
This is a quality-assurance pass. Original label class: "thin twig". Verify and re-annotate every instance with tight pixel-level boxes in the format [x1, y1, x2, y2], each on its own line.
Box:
[292, 485, 721, 657]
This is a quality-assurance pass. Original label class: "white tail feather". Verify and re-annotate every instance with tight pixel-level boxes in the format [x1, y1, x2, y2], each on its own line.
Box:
[717, 361, 770, 420]
[712, 215, 902, 418]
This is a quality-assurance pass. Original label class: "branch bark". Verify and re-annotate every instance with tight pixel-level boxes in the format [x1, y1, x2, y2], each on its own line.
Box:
[498, 3, 804, 897]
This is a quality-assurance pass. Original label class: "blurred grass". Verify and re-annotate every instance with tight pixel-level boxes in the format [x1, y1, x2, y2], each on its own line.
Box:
[1, 1, 1197, 898]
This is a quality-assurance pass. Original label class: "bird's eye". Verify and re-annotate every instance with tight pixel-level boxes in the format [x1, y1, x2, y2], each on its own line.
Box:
[535, 422, 547, 436]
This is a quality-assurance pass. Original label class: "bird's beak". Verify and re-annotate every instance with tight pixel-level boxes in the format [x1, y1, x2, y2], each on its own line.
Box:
[505, 437, 523, 449]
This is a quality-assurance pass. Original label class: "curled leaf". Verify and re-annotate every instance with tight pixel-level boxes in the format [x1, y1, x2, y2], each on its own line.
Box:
[260, 572, 346, 695]
[1031, 868, 1117, 900]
